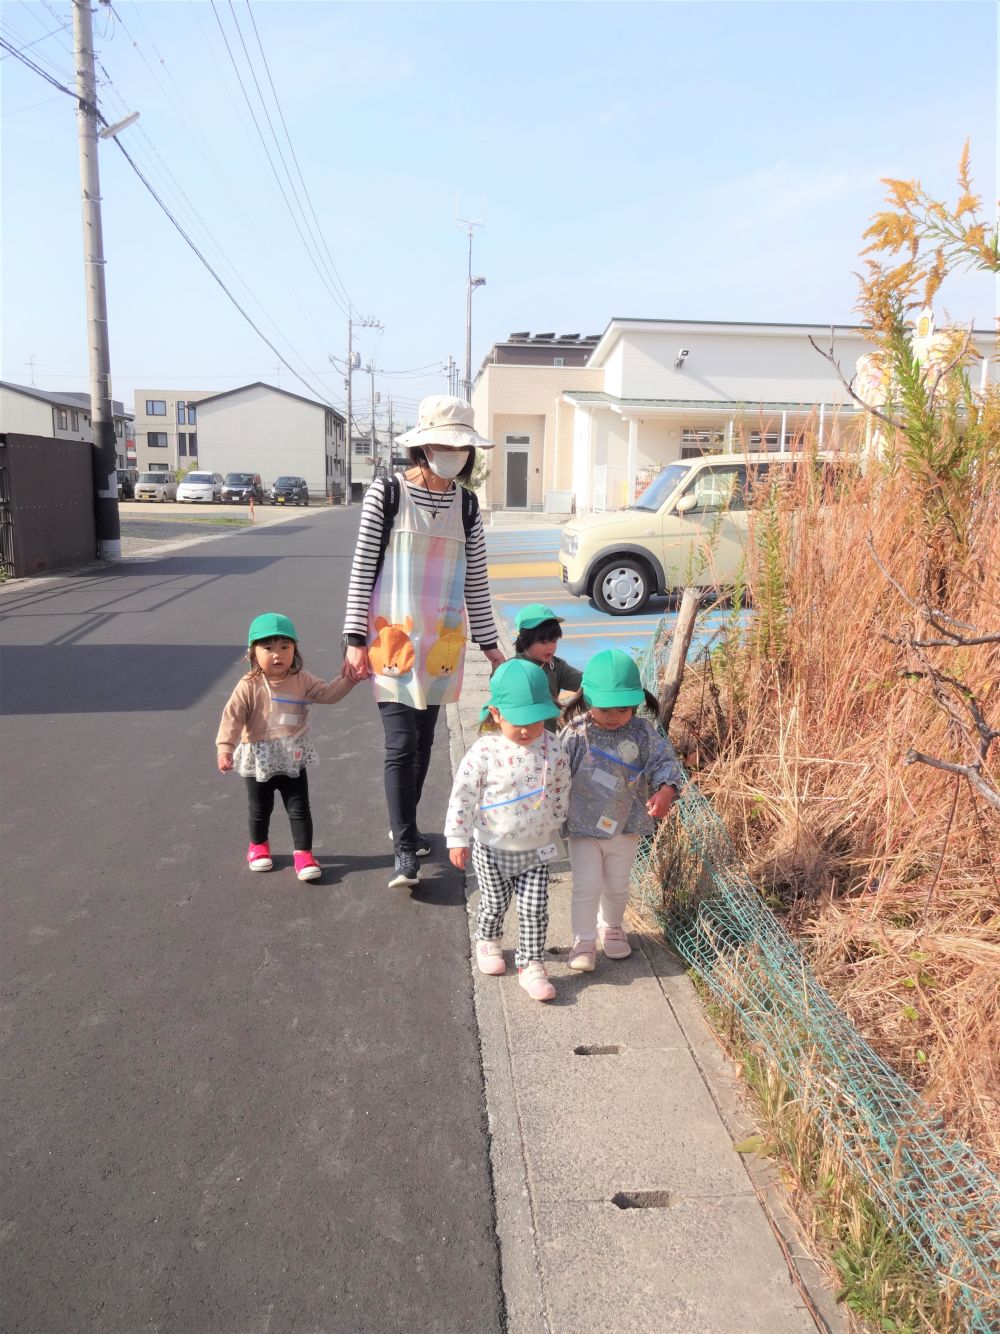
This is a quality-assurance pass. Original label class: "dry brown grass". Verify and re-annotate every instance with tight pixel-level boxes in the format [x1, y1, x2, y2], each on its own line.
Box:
[665, 447, 1000, 1176]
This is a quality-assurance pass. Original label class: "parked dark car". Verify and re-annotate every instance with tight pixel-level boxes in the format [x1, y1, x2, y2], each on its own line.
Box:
[117, 467, 138, 500]
[268, 475, 310, 506]
[221, 472, 264, 504]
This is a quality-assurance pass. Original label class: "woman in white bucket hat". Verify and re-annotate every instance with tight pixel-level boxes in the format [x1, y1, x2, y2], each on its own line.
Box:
[342, 395, 505, 888]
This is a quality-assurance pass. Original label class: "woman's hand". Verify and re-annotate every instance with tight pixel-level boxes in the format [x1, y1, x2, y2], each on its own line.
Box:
[343, 644, 372, 683]
[482, 647, 505, 674]
[449, 847, 470, 870]
[217, 752, 234, 773]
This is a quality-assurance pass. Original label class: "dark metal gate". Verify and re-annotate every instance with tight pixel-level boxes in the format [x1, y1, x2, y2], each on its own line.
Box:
[0, 434, 96, 580]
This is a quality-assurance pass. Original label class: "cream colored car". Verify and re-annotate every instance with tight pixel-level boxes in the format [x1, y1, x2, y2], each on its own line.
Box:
[560, 453, 821, 615]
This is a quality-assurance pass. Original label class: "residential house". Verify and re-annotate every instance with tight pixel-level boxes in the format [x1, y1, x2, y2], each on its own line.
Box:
[195, 382, 346, 499]
[0, 382, 134, 467]
[133, 389, 213, 472]
[479, 319, 1000, 513]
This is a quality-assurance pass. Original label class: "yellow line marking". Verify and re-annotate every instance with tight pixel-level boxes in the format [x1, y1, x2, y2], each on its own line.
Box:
[487, 562, 561, 579]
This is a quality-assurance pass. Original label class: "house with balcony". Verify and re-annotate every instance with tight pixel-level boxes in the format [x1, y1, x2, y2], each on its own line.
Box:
[195, 382, 346, 499]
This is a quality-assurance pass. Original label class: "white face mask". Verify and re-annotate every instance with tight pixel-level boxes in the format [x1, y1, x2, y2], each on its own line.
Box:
[425, 447, 469, 480]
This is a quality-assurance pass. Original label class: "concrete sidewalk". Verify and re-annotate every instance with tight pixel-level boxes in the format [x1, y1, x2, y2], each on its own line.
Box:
[448, 648, 842, 1334]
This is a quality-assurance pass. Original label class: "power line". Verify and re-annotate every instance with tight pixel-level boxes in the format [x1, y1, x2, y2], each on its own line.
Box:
[207, 0, 352, 320]
[243, 0, 355, 315]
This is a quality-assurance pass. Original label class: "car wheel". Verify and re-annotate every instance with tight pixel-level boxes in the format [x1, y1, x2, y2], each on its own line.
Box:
[592, 557, 653, 615]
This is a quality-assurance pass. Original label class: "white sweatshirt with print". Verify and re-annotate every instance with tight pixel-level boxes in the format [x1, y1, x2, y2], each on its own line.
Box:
[445, 732, 570, 852]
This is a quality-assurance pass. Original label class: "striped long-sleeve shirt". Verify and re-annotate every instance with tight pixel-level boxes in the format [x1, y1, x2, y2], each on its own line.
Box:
[343, 477, 499, 648]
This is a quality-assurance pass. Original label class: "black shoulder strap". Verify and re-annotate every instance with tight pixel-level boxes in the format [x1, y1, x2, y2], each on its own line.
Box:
[374, 475, 400, 581]
[461, 485, 479, 536]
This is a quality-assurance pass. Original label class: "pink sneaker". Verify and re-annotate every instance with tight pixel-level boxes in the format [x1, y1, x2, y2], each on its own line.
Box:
[476, 940, 506, 976]
[247, 842, 272, 871]
[518, 961, 555, 1002]
[293, 851, 321, 882]
[599, 924, 632, 959]
[567, 938, 597, 972]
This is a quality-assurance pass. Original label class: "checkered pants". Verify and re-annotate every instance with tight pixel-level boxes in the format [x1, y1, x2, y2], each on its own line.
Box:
[472, 842, 550, 970]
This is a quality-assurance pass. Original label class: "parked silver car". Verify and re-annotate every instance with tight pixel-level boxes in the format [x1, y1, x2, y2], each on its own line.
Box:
[134, 471, 179, 502]
[177, 471, 223, 503]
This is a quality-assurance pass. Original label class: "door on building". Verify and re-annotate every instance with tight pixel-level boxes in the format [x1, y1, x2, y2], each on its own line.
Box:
[504, 441, 529, 508]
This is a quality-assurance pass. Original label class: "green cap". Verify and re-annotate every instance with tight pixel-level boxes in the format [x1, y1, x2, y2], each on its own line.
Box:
[479, 659, 561, 725]
[582, 649, 645, 708]
[247, 612, 298, 646]
[514, 603, 565, 632]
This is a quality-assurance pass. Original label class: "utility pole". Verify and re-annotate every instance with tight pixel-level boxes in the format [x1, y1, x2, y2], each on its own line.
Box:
[339, 315, 381, 503]
[368, 362, 377, 470]
[73, 0, 120, 558]
[386, 397, 393, 476]
[458, 217, 485, 402]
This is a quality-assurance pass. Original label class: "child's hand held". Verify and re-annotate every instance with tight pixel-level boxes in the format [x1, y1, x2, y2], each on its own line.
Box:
[449, 847, 470, 870]
[646, 784, 677, 818]
[218, 752, 234, 773]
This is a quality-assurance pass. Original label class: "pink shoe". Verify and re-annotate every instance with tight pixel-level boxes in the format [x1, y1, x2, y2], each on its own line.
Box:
[293, 851, 321, 882]
[599, 924, 632, 959]
[518, 961, 555, 1002]
[247, 842, 272, 871]
[476, 940, 506, 976]
[567, 938, 597, 972]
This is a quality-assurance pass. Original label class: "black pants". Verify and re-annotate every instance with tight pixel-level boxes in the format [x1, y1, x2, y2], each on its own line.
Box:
[377, 701, 440, 851]
[245, 770, 313, 850]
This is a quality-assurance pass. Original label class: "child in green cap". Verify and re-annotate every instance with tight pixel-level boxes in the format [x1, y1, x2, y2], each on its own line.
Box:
[216, 612, 355, 881]
[513, 603, 582, 730]
[560, 649, 684, 971]
[445, 659, 571, 1001]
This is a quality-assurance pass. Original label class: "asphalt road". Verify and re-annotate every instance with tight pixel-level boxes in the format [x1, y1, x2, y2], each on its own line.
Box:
[0, 509, 503, 1333]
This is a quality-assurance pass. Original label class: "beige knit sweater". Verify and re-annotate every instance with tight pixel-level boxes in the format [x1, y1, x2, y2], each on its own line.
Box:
[216, 669, 353, 754]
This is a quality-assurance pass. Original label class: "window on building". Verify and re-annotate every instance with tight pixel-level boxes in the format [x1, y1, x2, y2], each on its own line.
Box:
[189, 433, 197, 455]
[680, 428, 725, 459]
[149, 463, 169, 471]
[148, 431, 168, 448]
[187, 404, 197, 424]
[177, 401, 186, 423]
[553, 357, 565, 368]
[505, 434, 531, 446]
[54, 408, 68, 430]
[354, 438, 367, 455]
[70, 410, 79, 430]
[178, 433, 188, 456]
[146, 400, 166, 416]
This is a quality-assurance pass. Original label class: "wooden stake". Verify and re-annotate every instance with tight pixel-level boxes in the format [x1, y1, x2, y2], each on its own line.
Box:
[658, 588, 700, 733]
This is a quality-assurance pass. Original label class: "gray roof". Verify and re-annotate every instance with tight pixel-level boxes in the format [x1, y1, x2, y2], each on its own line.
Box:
[1, 380, 126, 416]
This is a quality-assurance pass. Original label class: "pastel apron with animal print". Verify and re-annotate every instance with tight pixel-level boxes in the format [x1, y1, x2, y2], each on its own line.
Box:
[368, 476, 468, 709]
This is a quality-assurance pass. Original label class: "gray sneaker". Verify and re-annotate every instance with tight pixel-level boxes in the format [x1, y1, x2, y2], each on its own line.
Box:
[388, 851, 420, 888]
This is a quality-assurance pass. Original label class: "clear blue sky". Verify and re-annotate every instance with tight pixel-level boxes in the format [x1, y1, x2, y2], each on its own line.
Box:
[2, 0, 996, 430]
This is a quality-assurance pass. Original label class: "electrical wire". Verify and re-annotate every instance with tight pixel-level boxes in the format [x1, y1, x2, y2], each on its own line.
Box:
[242, 0, 355, 316]
[207, 0, 351, 320]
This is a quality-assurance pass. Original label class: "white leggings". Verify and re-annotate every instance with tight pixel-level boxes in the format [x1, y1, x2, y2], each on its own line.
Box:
[568, 834, 642, 942]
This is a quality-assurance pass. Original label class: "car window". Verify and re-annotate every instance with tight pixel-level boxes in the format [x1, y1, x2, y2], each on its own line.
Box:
[185, 473, 213, 483]
[225, 474, 253, 484]
[139, 473, 165, 483]
[630, 463, 691, 512]
[682, 465, 748, 514]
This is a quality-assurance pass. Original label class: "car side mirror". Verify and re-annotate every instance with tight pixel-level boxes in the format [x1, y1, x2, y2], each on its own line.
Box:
[675, 494, 698, 515]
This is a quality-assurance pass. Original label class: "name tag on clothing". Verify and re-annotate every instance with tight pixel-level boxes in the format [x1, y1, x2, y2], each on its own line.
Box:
[536, 842, 559, 863]
[597, 815, 619, 835]
[591, 768, 620, 790]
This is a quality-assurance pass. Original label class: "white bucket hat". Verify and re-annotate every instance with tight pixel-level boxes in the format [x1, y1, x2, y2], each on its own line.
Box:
[395, 394, 495, 451]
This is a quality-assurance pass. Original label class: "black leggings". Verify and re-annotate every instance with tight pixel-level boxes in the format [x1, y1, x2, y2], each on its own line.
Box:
[245, 770, 313, 850]
[377, 701, 440, 851]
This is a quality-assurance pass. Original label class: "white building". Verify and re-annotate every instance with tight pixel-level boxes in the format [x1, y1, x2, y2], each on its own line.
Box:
[133, 388, 213, 472]
[0, 382, 134, 466]
[196, 382, 346, 499]
[472, 318, 992, 514]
